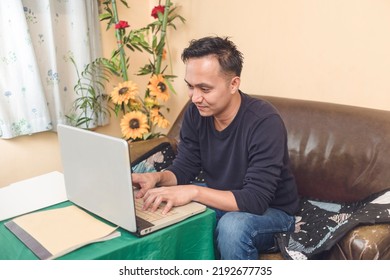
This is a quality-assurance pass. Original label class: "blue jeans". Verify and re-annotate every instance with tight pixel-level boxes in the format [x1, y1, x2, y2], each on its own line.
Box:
[215, 208, 295, 260]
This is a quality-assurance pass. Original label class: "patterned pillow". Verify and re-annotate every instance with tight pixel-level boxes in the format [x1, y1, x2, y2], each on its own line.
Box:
[131, 142, 175, 173]
[276, 189, 390, 260]
[131, 141, 206, 184]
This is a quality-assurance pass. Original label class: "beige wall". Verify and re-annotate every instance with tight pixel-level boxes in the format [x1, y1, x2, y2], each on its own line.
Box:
[164, 0, 390, 116]
[1, 0, 390, 187]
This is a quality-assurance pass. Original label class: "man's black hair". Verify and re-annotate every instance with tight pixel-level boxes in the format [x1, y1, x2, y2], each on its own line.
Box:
[181, 36, 244, 77]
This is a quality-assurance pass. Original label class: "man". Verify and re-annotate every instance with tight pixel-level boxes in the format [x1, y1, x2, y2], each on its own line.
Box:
[132, 36, 299, 260]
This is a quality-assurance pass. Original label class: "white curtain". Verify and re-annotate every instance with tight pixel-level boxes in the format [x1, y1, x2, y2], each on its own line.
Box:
[0, 0, 104, 139]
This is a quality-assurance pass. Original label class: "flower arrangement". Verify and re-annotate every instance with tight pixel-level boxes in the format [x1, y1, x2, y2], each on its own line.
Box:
[100, 0, 185, 141]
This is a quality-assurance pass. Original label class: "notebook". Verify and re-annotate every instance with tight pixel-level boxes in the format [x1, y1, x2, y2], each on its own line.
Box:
[57, 124, 206, 236]
[5, 205, 120, 260]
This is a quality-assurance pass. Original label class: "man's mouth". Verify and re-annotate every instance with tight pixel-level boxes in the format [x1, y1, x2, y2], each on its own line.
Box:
[196, 105, 207, 111]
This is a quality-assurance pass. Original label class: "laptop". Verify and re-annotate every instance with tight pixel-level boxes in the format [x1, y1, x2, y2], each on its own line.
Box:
[57, 124, 206, 236]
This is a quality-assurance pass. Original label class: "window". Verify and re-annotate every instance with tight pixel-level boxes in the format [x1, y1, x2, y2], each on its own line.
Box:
[0, 0, 104, 139]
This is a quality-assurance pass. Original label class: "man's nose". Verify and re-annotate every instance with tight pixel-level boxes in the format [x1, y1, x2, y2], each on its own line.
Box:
[191, 89, 203, 103]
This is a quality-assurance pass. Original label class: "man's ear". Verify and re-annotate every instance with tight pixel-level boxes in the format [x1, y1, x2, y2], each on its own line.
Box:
[230, 76, 241, 94]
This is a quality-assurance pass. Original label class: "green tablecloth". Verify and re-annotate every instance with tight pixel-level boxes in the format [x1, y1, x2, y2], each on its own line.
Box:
[0, 202, 216, 260]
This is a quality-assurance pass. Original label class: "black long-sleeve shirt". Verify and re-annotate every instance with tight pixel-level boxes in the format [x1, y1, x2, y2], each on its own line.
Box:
[166, 92, 299, 215]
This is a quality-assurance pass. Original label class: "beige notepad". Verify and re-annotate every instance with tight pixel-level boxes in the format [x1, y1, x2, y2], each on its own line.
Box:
[5, 205, 120, 260]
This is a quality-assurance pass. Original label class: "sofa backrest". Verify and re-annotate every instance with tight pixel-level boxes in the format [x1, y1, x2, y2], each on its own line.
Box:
[260, 95, 390, 202]
[168, 95, 390, 202]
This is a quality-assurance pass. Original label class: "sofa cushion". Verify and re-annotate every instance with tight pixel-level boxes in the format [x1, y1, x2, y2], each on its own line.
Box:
[276, 189, 390, 260]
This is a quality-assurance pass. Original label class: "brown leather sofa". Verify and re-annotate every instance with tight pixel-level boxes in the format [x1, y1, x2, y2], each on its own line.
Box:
[130, 95, 390, 260]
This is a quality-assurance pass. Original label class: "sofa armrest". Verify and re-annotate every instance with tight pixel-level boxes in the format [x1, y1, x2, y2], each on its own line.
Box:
[326, 224, 390, 259]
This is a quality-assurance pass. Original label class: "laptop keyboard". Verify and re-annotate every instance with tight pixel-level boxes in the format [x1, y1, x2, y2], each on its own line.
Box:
[135, 198, 176, 222]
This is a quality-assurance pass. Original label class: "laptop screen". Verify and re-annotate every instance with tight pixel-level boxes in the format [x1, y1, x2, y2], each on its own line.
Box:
[57, 124, 137, 232]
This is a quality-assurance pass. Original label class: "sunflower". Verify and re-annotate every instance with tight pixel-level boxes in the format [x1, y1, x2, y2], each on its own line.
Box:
[110, 81, 138, 105]
[143, 97, 158, 108]
[120, 111, 150, 140]
[150, 108, 170, 129]
[147, 74, 169, 102]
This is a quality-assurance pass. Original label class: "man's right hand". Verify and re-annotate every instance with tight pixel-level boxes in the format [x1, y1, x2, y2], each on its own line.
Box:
[131, 172, 160, 199]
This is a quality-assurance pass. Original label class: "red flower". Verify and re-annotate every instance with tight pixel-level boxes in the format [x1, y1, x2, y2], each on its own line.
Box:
[151, 5, 165, 19]
[115, 20, 129, 29]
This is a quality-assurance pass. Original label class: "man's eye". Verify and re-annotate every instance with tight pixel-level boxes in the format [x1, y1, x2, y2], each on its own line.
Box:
[201, 88, 210, 93]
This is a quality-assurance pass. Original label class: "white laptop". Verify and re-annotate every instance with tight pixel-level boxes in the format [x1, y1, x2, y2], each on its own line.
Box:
[57, 124, 206, 236]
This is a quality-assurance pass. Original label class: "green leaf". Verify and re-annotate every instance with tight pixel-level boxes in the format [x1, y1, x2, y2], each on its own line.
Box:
[157, 11, 164, 22]
[152, 35, 158, 50]
[155, 39, 165, 55]
[142, 132, 153, 140]
[137, 64, 153, 76]
[99, 13, 111, 21]
[164, 74, 177, 79]
[67, 56, 115, 128]
[119, 0, 129, 8]
[165, 77, 177, 95]
[125, 44, 135, 52]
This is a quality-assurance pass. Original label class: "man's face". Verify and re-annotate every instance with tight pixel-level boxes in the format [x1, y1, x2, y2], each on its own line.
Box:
[184, 55, 238, 118]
